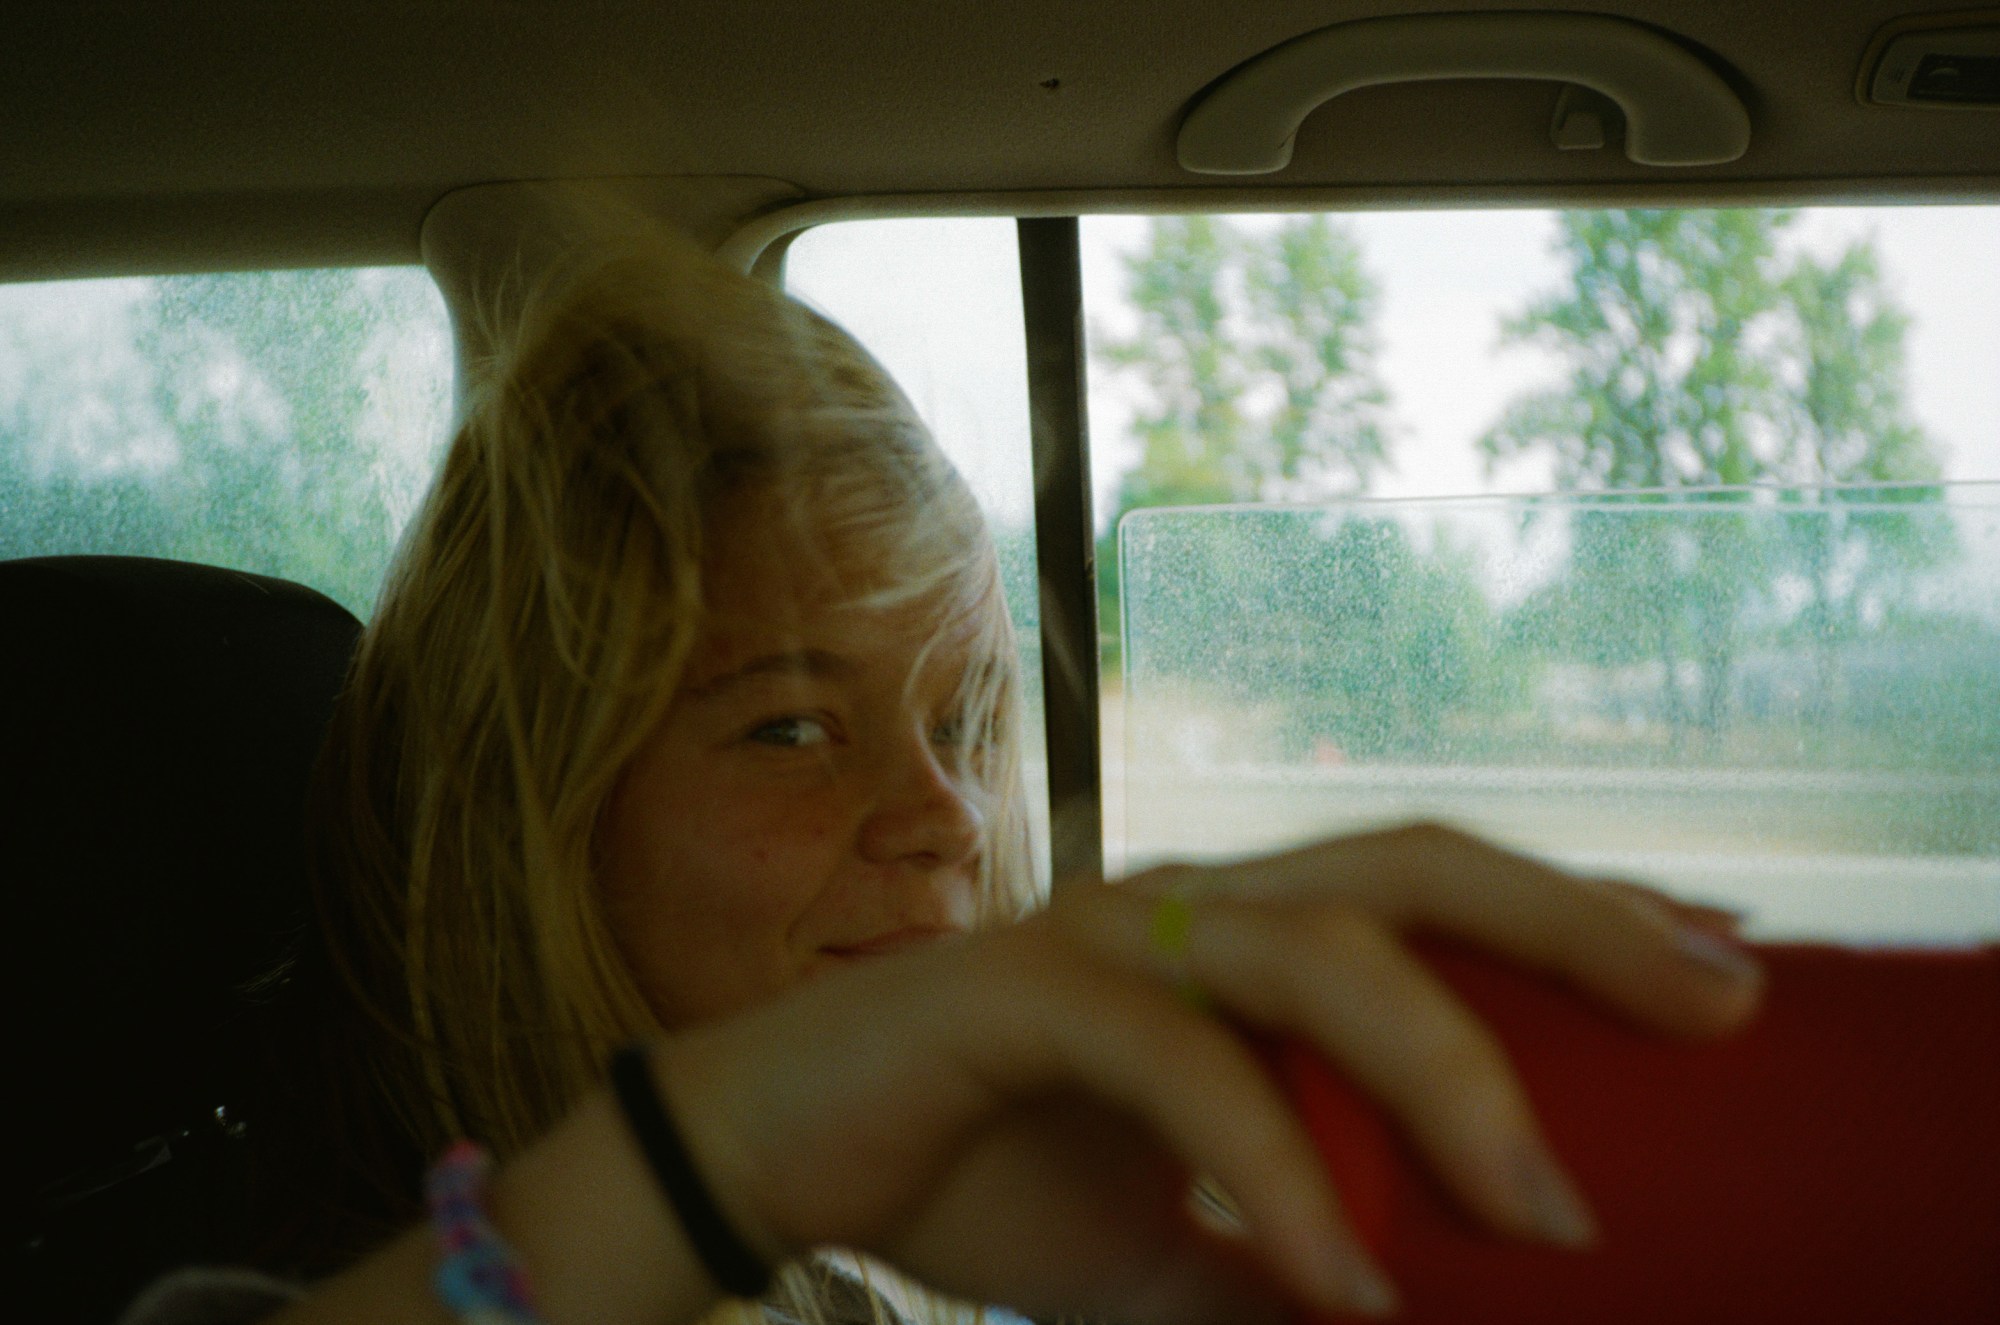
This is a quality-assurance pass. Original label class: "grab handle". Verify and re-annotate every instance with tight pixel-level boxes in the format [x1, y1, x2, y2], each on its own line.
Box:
[1177, 12, 1750, 173]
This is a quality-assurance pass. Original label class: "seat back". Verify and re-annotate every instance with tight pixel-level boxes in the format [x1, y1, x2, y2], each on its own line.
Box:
[2, 556, 361, 1321]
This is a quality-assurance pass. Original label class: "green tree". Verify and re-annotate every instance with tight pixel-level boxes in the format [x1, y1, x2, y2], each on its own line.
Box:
[0, 268, 447, 617]
[1095, 215, 1391, 512]
[1096, 217, 1531, 760]
[1483, 211, 1952, 754]
[1779, 243, 1935, 489]
[1120, 510, 1520, 761]
[1243, 216, 1392, 502]
[1773, 242, 1949, 714]
[1093, 215, 1396, 681]
[1096, 216, 1246, 510]
[1482, 210, 1796, 747]
[1483, 210, 1790, 490]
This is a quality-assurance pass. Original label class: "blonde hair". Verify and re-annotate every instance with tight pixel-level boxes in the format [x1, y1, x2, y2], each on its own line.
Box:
[304, 231, 1036, 1313]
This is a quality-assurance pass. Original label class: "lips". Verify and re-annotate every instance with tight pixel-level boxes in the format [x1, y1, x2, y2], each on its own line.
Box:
[819, 925, 963, 959]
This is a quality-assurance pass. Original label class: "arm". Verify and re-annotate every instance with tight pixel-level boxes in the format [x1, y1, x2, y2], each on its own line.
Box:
[272, 825, 1762, 1325]
[268, 1089, 723, 1325]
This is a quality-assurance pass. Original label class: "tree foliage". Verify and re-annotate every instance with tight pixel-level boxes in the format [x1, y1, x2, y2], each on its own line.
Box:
[1481, 210, 1945, 747]
[1483, 210, 1790, 489]
[1121, 511, 1522, 761]
[1095, 215, 1391, 511]
[1098, 218, 1529, 756]
[0, 268, 448, 617]
[1774, 243, 1951, 681]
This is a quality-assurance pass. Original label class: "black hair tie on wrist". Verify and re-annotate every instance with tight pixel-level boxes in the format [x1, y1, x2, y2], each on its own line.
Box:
[609, 1042, 775, 1299]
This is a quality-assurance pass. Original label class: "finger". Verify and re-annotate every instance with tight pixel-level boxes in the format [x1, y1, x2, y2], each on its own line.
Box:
[890, 1100, 1298, 1325]
[1215, 824, 1763, 1039]
[1603, 877, 1747, 934]
[1004, 901, 1399, 1317]
[1187, 898, 1597, 1249]
[1105, 1228, 1302, 1325]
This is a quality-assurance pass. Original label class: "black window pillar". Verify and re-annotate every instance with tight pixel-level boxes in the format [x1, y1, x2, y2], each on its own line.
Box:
[1016, 217, 1103, 885]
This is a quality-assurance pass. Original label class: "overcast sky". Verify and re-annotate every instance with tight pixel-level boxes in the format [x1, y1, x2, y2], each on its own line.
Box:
[788, 206, 2000, 529]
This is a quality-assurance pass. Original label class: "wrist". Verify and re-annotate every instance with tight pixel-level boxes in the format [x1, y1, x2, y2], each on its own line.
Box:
[610, 1041, 777, 1298]
[484, 1088, 728, 1325]
[641, 1029, 799, 1270]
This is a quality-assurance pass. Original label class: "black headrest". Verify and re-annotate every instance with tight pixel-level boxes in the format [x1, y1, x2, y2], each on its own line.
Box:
[1, 556, 361, 1206]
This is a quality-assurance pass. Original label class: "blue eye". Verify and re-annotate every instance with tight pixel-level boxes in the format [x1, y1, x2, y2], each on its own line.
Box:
[748, 716, 832, 748]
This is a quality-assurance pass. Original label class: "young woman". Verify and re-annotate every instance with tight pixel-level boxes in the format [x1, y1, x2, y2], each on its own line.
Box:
[129, 230, 1762, 1325]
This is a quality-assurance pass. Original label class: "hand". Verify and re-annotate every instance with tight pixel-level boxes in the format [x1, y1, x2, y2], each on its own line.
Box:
[656, 824, 1764, 1323]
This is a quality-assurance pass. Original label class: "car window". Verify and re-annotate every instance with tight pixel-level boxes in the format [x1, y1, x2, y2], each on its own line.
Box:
[1089, 206, 2000, 939]
[0, 266, 452, 618]
[1083, 208, 2000, 505]
[786, 218, 1052, 884]
[780, 205, 2000, 933]
[1120, 490, 2000, 942]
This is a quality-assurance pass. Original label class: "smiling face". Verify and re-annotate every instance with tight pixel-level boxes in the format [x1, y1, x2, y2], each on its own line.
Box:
[597, 485, 1003, 1028]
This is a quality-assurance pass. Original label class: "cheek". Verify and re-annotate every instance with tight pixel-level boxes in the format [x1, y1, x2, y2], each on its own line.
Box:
[725, 799, 844, 886]
[600, 784, 857, 1025]
[607, 774, 851, 935]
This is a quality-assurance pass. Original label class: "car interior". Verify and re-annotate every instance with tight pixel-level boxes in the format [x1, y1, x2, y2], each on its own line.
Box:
[3, 2, 1997, 1320]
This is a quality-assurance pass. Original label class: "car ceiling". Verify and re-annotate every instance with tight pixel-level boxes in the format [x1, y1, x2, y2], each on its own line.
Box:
[3, 1, 1998, 279]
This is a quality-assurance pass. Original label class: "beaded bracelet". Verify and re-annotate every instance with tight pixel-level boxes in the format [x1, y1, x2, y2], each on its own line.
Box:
[425, 1139, 548, 1325]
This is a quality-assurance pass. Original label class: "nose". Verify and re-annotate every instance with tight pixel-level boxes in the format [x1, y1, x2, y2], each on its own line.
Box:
[856, 730, 985, 869]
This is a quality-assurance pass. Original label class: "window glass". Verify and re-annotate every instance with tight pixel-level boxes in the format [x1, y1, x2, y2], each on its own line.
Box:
[0, 267, 452, 618]
[1120, 491, 2000, 942]
[1089, 207, 2000, 938]
[785, 219, 1050, 884]
[1083, 208, 2000, 506]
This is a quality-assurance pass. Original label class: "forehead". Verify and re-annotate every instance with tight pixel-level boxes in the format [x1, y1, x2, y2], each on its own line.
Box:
[690, 485, 989, 680]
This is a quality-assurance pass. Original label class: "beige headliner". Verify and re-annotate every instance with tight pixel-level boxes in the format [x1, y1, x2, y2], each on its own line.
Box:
[4, 1, 1998, 280]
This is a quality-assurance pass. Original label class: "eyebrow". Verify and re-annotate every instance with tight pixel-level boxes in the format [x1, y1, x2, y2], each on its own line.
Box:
[682, 648, 856, 700]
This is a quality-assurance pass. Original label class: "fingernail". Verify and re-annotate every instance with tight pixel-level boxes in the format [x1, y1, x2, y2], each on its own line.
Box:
[1676, 924, 1763, 987]
[1345, 1267, 1399, 1318]
[1315, 1245, 1399, 1318]
[1513, 1147, 1597, 1247]
[1669, 899, 1748, 934]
